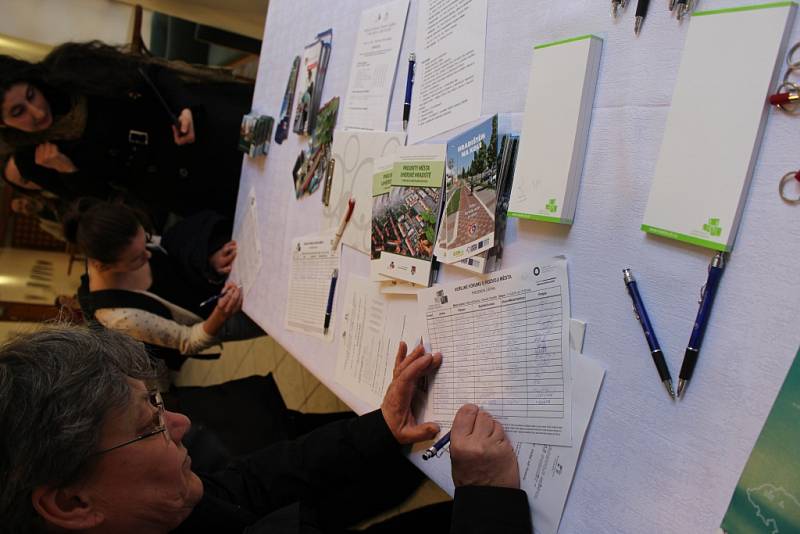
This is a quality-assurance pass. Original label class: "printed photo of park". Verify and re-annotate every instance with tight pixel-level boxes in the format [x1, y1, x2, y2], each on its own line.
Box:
[442, 115, 499, 256]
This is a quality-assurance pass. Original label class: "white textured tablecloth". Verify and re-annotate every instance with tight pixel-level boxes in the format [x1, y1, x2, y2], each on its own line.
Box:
[237, 1, 800, 532]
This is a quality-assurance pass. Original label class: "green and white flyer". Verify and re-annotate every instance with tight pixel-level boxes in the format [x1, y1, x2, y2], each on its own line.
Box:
[719, 348, 800, 534]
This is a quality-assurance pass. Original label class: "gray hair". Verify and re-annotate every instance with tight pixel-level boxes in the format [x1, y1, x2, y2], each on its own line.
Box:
[0, 325, 156, 532]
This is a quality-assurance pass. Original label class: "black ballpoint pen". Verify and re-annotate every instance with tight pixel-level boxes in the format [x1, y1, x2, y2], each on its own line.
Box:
[677, 252, 726, 398]
[635, 0, 651, 36]
[623, 269, 675, 399]
[402, 53, 415, 131]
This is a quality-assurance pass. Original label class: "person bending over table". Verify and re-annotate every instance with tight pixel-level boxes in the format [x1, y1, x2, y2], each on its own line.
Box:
[0, 328, 532, 534]
[65, 198, 264, 369]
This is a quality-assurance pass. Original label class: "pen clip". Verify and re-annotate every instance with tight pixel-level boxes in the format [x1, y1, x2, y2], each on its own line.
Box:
[631, 305, 640, 322]
[698, 283, 706, 304]
[435, 443, 449, 458]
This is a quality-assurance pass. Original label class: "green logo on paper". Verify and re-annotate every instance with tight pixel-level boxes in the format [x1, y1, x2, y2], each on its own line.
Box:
[703, 218, 722, 237]
[546, 198, 558, 213]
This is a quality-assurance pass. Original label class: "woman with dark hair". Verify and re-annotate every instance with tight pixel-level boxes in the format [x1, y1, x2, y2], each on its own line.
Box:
[0, 41, 253, 228]
[65, 198, 265, 369]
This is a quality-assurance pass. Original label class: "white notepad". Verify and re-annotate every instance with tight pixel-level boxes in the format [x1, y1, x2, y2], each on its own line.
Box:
[507, 35, 603, 225]
[641, 2, 796, 251]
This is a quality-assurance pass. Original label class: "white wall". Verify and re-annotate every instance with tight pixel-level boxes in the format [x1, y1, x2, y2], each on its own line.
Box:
[0, 0, 149, 50]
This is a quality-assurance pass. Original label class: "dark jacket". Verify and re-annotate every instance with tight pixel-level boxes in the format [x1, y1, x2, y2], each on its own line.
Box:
[173, 410, 532, 534]
[14, 65, 252, 227]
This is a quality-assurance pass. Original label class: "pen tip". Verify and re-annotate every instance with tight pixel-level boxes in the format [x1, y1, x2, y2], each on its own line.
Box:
[664, 380, 675, 399]
[676, 379, 686, 398]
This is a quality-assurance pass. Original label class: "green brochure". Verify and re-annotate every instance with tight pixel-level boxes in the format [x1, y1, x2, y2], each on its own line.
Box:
[720, 347, 800, 533]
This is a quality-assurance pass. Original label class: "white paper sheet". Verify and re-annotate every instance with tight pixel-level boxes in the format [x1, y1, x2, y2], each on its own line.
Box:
[341, 0, 410, 131]
[334, 275, 422, 407]
[285, 231, 340, 341]
[569, 318, 586, 354]
[419, 258, 573, 446]
[232, 188, 263, 298]
[407, 0, 487, 144]
[516, 353, 604, 534]
[410, 353, 604, 534]
[323, 130, 406, 255]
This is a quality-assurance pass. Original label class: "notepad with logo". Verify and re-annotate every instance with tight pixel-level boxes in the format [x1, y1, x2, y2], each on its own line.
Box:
[641, 2, 796, 251]
[507, 35, 602, 225]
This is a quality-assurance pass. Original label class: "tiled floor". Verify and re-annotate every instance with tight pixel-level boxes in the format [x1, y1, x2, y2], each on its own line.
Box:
[174, 335, 350, 412]
[173, 335, 451, 520]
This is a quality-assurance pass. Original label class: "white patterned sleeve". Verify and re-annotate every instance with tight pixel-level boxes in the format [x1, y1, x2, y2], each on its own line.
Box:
[95, 308, 221, 355]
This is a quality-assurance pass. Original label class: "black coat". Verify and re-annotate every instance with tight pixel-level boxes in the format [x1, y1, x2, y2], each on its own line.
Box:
[15, 65, 252, 227]
[173, 410, 533, 534]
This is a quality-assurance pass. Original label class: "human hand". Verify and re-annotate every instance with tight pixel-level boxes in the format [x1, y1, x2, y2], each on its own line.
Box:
[212, 282, 242, 320]
[172, 108, 196, 145]
[34, 143, 77, 173]
[450, 404, 520, 489]
[209, 240, 237, 275]
[380, 341, 442, 445]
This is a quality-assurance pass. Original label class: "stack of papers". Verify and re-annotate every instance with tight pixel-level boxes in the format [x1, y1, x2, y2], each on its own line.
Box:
[416, 257, 603, 534]
[333, 259, 603, 534]
[419, 259, 575, 446]
[373, 144, 447, 287]
[641, 3, 796, 251]
[435, 115, 518, 274]
[508, 35, 603, 225]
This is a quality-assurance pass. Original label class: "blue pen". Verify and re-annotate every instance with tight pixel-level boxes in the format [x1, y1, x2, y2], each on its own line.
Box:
[623, 269, 675, 399]
[198, 285, 242, 308]
[402, 53, 415, 131]
[422, 430, 451, 460]
[677, 252, 726, 398]
[323, 269, 338, 335]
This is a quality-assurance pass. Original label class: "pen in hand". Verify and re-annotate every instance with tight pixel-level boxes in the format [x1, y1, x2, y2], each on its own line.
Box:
[199, 285, 243, 308]
[623, 269, 675, 399]
[422, 430, 451, 460]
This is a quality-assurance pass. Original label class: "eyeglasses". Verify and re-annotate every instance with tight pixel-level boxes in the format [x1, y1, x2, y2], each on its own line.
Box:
[93, 390, 170, 455]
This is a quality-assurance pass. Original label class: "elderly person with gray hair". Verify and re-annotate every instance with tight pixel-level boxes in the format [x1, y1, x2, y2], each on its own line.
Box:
[0, 326, 531, 534]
